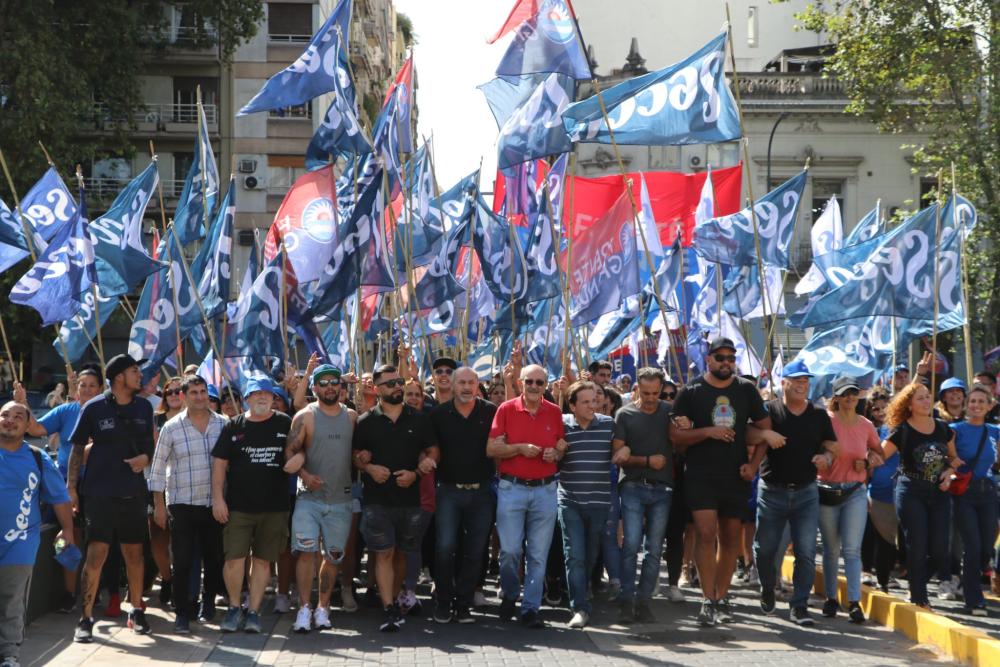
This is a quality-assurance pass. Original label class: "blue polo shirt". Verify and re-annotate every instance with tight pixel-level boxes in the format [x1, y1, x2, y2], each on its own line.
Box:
[38, 401, 82, 477]
[0, 444, 70, 565]
[951, 422, 999, 479]
[559, 413, 615, 508]
[71, 392, 154, 498]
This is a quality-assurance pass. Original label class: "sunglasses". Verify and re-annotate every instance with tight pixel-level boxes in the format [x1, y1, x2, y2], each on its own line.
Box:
[839, 388, 860, 397]
[434, 367, 454, 376]
[523, 378, 546, 387]
[713, 354, 737, 363]
[164, 388, 183, 397]
[315, 378, 341, 387]
[377, 378, 405, 388]
[664, 392, 677, 400]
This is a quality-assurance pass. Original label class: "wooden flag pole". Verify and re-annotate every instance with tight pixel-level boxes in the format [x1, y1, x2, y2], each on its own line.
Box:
[460, 158, 485, 361]
[197, 86, 211, 235]
[931, 170, 944, 391]
[952, 163, 975, 386]
[280, 241, 290, 367]
[562, 154, 578, 376]
[73, 165, 107, 367]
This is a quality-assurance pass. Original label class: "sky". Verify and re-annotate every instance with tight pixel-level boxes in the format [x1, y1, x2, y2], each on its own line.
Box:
[393, 1, 513, 193]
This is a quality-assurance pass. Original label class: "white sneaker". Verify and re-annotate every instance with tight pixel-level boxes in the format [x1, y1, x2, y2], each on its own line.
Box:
[341, 587, 358, 613]
[567, 611, 589, 628]
[313, 606, 332, 630]
[417, 567, 433, 586]
[292, 605, 312, 633]
[472, 590, 488, 607]
[273, 593, 291, 614]
[938, 577, 960, 600]
[665, 585, 685, 602]
[746, 567, 760, 587]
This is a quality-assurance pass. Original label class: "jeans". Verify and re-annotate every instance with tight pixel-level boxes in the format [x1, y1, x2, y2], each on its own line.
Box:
[0, 566, 31, 660]
[954, 478, 999, 608]
[601, 487, 623, 583]
[818, 484, 868, 602]
[434, 485, 495, 608]
[496, 479, 558, 613]
[895, 476, 951, 605]
[168, 504, 224, 616]
[619, 481, 672, 602]
[558, 502, 609, 613]
[753, 481, 819, 609]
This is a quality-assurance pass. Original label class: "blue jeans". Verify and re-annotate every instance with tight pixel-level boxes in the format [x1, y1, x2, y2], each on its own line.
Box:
[753, 481, 819, 609]
[954, 478, 999, 608]
[895, 476, 951, 605]
[434, 484, 495, 608]
[558, 502, 608, 613]
[601, 487, 623, 583]
[619, 481, 672, 602]
[496, 479, 558, 613]
[818, 483, 868, 602]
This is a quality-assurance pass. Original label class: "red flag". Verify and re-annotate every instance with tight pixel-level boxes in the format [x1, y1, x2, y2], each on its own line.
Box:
[487, 0, 542, 43]
[263, 164, 338, 284]
[383, 55, 413, 106]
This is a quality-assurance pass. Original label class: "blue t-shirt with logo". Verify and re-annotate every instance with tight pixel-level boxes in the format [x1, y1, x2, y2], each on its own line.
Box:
[38, 401, 82, 478]
[0, 444, 70, 566]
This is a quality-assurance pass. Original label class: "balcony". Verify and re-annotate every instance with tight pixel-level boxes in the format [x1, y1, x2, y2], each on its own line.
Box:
[268, 32, 311, 44]
[86, 103, 218, 134]
[734, 73, 848, 110]
[83, 177, 185, 203]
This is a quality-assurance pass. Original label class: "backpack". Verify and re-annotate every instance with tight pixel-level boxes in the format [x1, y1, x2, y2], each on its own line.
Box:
[28, 445, 44, 485]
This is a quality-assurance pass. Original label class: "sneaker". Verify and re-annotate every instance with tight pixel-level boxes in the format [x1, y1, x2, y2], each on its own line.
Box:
[128, 608, 151, 635]
[635, 601, 655, 624]
[158, 579, 172, 607]
[607, 579, 621, 600]
[417, 567, 433, 586]
[791, 606, 814, 626]
[472, 590, 488, 607]
[273, 593, 291, 614]
[396, 589, 417, 615]
[341, 587, 358, 613]
[664, 585, 685, 602]
[862, 573, 877, 587]
[220, 606, 243, 633]
[760, 588, 776, 615]
[697, 598, 716, 627]
[379, 604, 403, 632]
[74, 617, 94, 643]
[174, 613, 191, 634]
[293, 605, 312, 633]
[714, 598, 734, 623]
[616, 600, 635, 625]
[499, 598, 517, 622]
[433, 603, 453, 624]
[104, 592, 121, 618]
[455, 606, 474, 624]
[746, 567, 760, 587]
[313, 606, 332, 630]
[970, 604, 988, 617]
[243, 610, 262, 634]
[567, 610, 589, 628]
[679, 564, 695, 588]
[822, 598, 839, 618]
[57, 591, 76, 614]
[938, 577, 959, 600]
[198, 599, 216, 623]
[543, 586, 562, 607]
[848, 601, 865, 624]
[521, 609, 545, 628]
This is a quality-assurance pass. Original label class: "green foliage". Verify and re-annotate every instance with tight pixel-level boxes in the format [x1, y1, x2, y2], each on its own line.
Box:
[794, 0, 1000, 350]
[397, 12, 415, 46]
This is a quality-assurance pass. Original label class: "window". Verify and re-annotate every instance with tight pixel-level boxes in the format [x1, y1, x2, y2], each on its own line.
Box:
[268, 3, 312, 42]
[268, 103, 312, 119]
[173, 77, 219, 122]
[268, 155, 308, 193]
[919, 178, 939, 209]
[811, 178, 845, 223]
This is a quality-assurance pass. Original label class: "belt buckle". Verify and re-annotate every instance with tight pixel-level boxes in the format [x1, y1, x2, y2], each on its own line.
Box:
[456, 483, 480, 490]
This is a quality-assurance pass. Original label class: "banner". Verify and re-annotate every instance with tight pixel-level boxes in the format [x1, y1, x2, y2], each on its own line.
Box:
[265, 164, 338, 284]
[497, 72, 574, 169]
[495, 0, 591, 80]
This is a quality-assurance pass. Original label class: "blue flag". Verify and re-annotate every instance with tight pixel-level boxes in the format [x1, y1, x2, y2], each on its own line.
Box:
[173, 106, 220, 245]
[524, 296, 567, 379]
[54, 287, 119, 363]
[562, 32, 740, 146]
[190, 176, 235, 320]
[393, 144, 447, 269]
[480, 73, 570, 130]
[843, 204, 882, 247]
[496, 0, 591, 80]
[239, 0, 353, 115]
[497, 72, 574, 169]
[588, 295, 642, 360]
[222, 255, 287, 359]
[20, 168, 77, 243]
[693, 170, 807, 268]
[88, 162, 163, 297]
[722, 263, 785, 320]
[521, 188, 561, 303]
[10, 200, 96, 326]
[472, 195, 529, 303]
[0, 198, 32, 273]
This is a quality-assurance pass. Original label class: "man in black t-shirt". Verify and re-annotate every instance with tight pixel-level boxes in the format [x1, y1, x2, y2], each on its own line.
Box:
[746, 359, 838, 625]
[670, 338, 770, 627]
[351, 365, 439, 632]
[211, 377, 291, 634]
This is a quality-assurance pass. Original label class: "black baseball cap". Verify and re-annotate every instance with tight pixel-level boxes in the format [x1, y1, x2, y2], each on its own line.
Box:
[832, 377, 862, 396]
[104, 354, 146, 383]
[708, 337, 737, 354]
[432, 357, 458, 370]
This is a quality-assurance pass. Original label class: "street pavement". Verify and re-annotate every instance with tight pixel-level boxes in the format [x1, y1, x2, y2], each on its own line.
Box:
[19, 570, 958, 666]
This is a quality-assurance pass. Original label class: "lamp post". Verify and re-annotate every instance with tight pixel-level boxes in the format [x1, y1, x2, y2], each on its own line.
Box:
[766, 111, 790, 190]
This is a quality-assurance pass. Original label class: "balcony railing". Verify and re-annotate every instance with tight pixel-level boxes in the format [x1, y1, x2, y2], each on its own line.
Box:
[83, 177, 185, 200]
[735, 73, 846, 100]
[88, 103, 218, 128]
[268, 33, 311, 43]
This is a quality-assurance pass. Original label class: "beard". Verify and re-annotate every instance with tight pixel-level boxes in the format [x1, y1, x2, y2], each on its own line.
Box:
[249, 402, 272, 417]
[709, 367, 733, 380]
[382, 392, 404, 405]
[317, 393, 339, 406]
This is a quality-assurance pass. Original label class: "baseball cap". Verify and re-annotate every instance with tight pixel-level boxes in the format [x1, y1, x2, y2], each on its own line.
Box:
[832, 377, 862, 396]
[310, 364, 342, 386]
[938, 377, 967, 398]
[244, 377, 277, 397]
[781, 359, 814, 379]
[432, 356, 458, 370]
[104, 354, 146, 383]
[207, 384, 220, 400]
[708, 337, 736, 354]
[272, 386, 290, 407]
[893, 364, 909, 373]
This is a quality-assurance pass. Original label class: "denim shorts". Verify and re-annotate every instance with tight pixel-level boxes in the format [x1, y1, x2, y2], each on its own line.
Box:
[361, 504, 423, 553]
[291, 496, 353, 562]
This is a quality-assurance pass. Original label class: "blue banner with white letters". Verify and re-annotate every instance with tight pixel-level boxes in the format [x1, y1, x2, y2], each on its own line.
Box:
[20, 168, 77, 243]
[497, 72, 574, 169]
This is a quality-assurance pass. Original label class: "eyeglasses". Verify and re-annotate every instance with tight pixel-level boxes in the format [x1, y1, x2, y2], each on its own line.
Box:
[434, 368, 454, 376]
[164, 388, 182, 397]
[377, 378, 405, 388]
[713, 354, 737, 363]
[315, 379, 340, 387]
[523, 378, 546, 387]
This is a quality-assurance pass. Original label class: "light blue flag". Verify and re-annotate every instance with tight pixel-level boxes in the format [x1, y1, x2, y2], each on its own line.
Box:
[495, 0, 591, 80]
[239, 0, 353, 115]
[20, 168, 77, 243]
[588, 294, 642, 360]
[469, 337, 498, 381]
[54, 287, 119, 363]
[393, 148, 454, 270]
[10, 201, 96, 326]
[524, 296, 567, 379]
[479, 73, 570, 130]
[88, 162, 163, 297]
[562, 32, 740, 146]
[190, 176, 235, 320]
[0, 198, 32, 273]
[497, 72, 574, 169]
[843, 204, 882, 247]
[173, 105, 220, 245]
[472, 195, 529, 303]
[722, 263, 785, 320]
[520, 184, 561, 303]
[693, 170, 807, 268]
[221, 255, 288, 360]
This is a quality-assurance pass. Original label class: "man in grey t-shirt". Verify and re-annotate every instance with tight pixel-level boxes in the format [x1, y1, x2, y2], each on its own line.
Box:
[611, 367, 674, 624]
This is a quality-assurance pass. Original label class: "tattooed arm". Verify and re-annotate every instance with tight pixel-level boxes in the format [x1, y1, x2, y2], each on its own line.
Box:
[283, 409, 311, 473]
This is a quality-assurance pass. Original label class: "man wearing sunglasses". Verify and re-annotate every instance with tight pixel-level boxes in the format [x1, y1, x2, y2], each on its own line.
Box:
[488, 364, 568, 628]
[283, 365, 358, 634]
[422, 357, 457, 411]
[670, 338, 770, 627]
[352, 365, 439, 632]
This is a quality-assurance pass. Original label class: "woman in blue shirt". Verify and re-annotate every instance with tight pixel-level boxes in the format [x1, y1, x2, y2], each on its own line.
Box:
[865, 389, 899, 593]
[950, 384, 999, 616]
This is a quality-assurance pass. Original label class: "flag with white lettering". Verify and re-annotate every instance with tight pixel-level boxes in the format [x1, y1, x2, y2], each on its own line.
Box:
[265, 165, 338, 284]
[172, 105, 220, 245]
[795, 196, 842, 295]
[497, 72, 574, 169]
[20, 168, 77, 243]
[190, 176, 235, 319]
[472, 195, 529, 303]
[54, 287, 120, 363]
[495, 0, 591, 80]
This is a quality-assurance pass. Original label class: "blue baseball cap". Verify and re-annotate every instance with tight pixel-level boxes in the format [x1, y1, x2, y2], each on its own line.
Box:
[938, 377, 967, 398]
[244, 377, 277, 397]
[207, 384, 220, 400]
[782, 359, 814, 379]
[310, 364, 342, 386]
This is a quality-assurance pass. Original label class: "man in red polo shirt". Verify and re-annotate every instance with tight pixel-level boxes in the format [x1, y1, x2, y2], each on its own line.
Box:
[487, 364, 568, 628]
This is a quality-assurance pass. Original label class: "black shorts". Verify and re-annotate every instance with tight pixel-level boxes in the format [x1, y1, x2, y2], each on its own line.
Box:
[84, 495, 149, 544]
[360, 504, 423, 553]
[684, 476, 751, 520]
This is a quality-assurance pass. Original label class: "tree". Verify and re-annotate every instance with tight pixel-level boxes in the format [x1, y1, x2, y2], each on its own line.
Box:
[795, 0, 1000, 350]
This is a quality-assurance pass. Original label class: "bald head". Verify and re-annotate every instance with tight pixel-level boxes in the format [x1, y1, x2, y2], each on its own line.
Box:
[454, 367, 479, 404]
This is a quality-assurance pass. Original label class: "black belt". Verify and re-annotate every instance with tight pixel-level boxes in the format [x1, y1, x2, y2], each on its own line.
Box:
[763, 480, 815, 491]
[625, 478, 670, 487]
[500, 474, 556, 487]
[441, 482, 486, 490]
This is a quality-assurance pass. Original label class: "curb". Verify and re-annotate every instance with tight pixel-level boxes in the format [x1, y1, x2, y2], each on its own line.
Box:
[781, 555, 1000, 667]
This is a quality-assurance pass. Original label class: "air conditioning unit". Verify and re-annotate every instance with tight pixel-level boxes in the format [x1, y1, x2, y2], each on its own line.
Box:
[237, 158, 258, 174]
[237, 230, 256, 246]
[243, 175, 264, 190]
[689, 155, 703, 168]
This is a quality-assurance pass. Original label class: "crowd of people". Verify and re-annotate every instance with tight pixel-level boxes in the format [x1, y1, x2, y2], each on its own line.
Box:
[0, 339, 999, 667]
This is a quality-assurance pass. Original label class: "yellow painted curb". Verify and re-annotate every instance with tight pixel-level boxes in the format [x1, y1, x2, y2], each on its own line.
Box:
[781, 555, 1000, 666]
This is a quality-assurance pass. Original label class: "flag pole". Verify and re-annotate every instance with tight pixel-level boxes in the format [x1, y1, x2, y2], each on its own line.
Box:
[197, 85, 212, 236]
[562, 153, 578, 376]
[952, 163, 974, 386]
[675, 220, 689, 383]
[931, 170, 944, 391]
[280, 241, 290, 367]
[461, 159, 484, 361]
[74, 165, 106, 367]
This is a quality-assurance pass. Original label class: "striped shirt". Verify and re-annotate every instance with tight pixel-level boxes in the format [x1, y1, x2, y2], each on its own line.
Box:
[558, 413, 614, 508]
[149, 409, 228, 507]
